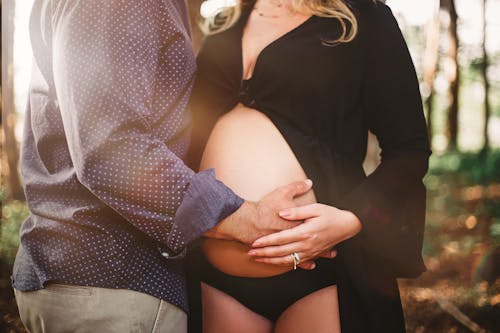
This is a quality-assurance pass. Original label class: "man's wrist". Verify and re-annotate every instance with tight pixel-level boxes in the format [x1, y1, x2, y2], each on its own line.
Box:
[204, 214, 235, 240]
[206, 201, 258, 243]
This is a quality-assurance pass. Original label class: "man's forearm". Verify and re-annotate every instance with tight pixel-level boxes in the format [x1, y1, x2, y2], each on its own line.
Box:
[50, 0, 244, 256]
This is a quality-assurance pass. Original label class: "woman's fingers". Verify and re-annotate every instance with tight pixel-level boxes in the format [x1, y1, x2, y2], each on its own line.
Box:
[252, 223, 308, 247]
[252, 253, 308, 267]
[278, 203, 324, 221]
[248, 242, 302, 257]
[252, 254, 294, 266]
[319, 249, 337, 259]
[249, 244, 336, 261]
[298, 261, 316, 270]
[252, 254, 317, 271]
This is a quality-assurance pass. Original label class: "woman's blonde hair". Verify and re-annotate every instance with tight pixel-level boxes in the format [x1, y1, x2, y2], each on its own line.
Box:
[291, 0, 358, 44]
[199, 0, 358, 45]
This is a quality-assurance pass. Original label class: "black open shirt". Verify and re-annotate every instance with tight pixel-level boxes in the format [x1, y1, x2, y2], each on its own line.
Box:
[187, 1, 431, 331]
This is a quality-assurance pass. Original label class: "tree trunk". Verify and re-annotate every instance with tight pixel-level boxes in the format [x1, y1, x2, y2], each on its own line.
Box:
[1, 0, 3, 196]
[422, 0, 441, 144]
[445, 0, 460, 151]
[2, 0, 25, 200]
[481, 0, 490, 155]
[479, 0, 493, 251]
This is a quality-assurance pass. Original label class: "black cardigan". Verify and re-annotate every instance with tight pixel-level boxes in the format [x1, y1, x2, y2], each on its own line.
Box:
[187, 1, 431, 331]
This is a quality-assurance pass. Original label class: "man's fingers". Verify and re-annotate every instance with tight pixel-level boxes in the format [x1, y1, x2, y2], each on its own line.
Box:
[278, 203, 323, 221]
[280, 179, 313, 199]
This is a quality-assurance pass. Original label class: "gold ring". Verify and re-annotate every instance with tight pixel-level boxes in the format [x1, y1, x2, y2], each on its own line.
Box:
[291, 252, 300, 270]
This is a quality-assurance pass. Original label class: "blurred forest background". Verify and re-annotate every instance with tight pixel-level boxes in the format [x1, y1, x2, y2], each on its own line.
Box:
[1, 0, 500, 332]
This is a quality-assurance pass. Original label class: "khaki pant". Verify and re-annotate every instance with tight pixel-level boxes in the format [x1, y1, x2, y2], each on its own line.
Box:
[14, 284, 187, 333]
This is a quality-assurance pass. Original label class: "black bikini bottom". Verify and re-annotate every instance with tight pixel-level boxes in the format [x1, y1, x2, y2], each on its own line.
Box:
[187, 246, 337, 322]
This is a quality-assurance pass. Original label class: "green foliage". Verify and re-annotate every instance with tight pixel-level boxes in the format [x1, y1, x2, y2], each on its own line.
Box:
[428, 149, 500, 184]
[491, 223, 500, 245]
[423, 150, 500, 259]
[1, 193, 29, 266]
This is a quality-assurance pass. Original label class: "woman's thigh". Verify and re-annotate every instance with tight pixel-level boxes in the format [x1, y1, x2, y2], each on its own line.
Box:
[274, 285, 340, 333]
[201, 282, 272, 333]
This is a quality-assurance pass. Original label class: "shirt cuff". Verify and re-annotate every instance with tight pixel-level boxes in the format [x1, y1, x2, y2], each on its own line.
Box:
[165, 169, 244, 256]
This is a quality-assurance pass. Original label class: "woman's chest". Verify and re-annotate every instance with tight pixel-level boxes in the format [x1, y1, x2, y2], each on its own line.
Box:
[198, 17, 365, 138]
[241, 11, 313, 79]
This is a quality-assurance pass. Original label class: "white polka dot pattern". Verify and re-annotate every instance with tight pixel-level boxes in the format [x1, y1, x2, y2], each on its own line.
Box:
[13, 0, 243, 312]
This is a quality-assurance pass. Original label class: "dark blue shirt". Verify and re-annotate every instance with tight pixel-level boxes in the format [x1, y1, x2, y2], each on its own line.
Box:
[12, 0, 243, 312]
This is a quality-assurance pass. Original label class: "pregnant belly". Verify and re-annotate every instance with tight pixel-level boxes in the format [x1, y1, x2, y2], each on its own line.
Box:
[199, 104, 316, 277]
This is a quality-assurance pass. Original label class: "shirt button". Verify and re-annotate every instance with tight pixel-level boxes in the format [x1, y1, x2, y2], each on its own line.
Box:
[161, 252, 170, 259]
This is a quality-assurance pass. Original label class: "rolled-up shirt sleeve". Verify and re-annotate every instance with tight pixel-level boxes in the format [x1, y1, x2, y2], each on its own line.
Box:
[338, 4, 431, 278]
[50, 0, 242, 256]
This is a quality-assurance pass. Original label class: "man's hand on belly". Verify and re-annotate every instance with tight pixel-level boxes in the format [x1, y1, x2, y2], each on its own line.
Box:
[247, 204, 362, 267]
[205, 179, 314, 245]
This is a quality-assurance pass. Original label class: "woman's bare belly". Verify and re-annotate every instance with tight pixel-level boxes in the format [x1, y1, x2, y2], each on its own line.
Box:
[199, 104, 316, 277]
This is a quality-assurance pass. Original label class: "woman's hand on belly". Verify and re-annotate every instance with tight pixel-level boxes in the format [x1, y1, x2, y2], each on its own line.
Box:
[203, 180, 322, 276]
[247, 204, 362, 268]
